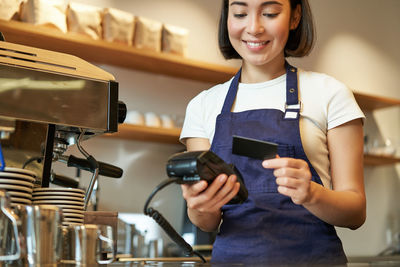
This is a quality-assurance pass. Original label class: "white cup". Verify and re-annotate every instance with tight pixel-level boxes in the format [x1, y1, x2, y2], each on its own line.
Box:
[171, 114, 184, 128]
[144, 112, 161, 128]
[160, 114, 175, 128]
[125, 110, 145, 125]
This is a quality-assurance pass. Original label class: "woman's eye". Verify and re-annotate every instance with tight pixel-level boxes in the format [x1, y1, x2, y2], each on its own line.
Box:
[233, 13, 247, 18]
[263, 13, 279, 18]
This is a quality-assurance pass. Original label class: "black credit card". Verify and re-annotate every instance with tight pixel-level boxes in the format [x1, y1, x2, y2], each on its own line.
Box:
[232, 135, 278, 160]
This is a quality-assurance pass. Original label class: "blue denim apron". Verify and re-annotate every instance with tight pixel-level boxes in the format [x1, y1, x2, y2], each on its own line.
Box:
[210, 63, 347, 265]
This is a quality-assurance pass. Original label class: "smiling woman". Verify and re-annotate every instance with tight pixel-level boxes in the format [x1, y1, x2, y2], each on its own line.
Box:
[179, 0, 366, 265]
[219, 0, 314, 60]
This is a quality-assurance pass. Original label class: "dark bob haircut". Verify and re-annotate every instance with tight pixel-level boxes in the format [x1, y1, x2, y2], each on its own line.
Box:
[218, 0, 315, 59]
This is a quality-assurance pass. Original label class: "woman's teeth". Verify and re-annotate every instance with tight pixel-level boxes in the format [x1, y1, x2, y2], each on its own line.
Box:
[246, 41, 268, 48]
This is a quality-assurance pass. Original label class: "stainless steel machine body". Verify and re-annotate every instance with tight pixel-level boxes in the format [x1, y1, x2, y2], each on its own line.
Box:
[0, 40, 125, 187]
[0, 40, 119, 138]
[0, 63, 118, 136]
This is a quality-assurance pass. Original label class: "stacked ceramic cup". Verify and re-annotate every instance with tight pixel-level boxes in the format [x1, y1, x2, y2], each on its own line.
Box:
[32, 187, 85, 226]
[0, 167, 37, 207]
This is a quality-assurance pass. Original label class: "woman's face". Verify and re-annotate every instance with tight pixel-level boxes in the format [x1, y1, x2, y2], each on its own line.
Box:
[227, 0, 299, 66]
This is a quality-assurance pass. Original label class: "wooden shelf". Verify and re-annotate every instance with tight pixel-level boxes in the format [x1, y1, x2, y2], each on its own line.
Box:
[103, 124, 181, 144]
[354, 92, 400, 111]
[108, 126, 400, 167]
[364, 154, 400, 166]
[0, 20, 237, 84]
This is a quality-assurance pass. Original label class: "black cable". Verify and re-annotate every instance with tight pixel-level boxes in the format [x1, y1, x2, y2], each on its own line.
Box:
[144, 178, 207, 263]
[192, 250, 206, 262]
[144, 178, 178, 212]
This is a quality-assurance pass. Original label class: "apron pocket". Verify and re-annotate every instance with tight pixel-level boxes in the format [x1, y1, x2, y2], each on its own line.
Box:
[276, 143, 295, 158]
[213, 143, 296, 193]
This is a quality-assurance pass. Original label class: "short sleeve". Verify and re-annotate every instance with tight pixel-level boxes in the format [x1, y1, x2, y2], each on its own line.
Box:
[327, 83, 365, 130]
[179, 91, 209, 143]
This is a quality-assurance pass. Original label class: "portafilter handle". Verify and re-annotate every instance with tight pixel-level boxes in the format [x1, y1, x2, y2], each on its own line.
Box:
[58, 155, 123, 178]
[50, 172, 79, 188]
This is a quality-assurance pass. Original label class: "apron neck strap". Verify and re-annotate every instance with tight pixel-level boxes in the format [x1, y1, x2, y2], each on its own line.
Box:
[284, 62, 301, 120]
[285, 62, 299, 106]
[220, 62, 300, 115]
[221, 67, 242, 113]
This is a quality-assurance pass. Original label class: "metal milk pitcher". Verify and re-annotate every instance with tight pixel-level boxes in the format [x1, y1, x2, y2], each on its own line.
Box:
[61, 224, 115, 265]
[12, 204, 62, 266]
[0, 190, 20, 262]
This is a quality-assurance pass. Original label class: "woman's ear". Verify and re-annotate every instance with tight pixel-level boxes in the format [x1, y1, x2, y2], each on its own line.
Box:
[290, 4, 301, 30]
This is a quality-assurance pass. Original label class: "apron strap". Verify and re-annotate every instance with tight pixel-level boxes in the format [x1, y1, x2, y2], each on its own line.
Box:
[221, 68, 242, 114]
[284, 62, 301, 120]
[221, 63, 301, 119]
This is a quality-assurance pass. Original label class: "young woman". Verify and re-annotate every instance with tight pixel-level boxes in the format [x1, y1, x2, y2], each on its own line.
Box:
[180, 0, 366, 264]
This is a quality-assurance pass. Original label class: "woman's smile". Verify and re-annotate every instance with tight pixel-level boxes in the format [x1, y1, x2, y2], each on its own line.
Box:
[243, 40, 270, 51]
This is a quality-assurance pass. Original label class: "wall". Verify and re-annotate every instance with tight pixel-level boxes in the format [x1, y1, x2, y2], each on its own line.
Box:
[53, 0, 400, 257]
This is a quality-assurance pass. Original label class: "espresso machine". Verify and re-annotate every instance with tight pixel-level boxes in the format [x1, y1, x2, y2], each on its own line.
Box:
[0, 36, 212, 266]
[0, 37, 126, 207]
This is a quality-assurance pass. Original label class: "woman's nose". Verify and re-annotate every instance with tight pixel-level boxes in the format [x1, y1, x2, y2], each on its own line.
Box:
[247, 15, 264, 35]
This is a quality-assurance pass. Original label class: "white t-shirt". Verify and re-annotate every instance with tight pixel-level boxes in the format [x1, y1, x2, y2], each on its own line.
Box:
[180, 69, 365, 188]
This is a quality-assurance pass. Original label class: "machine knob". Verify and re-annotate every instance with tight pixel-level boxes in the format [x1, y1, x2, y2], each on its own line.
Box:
[118, 101, 127, 124]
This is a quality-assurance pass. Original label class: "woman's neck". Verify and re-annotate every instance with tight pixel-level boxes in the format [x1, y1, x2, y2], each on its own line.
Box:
[240, 57, 286, 84]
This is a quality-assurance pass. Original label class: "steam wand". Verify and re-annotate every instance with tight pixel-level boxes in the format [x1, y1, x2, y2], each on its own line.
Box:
[76, 128, 100, 210]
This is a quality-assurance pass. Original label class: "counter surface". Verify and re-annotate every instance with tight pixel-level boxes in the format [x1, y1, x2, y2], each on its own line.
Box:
[110, 255, 400, 266]
[55, 255, 400, 266]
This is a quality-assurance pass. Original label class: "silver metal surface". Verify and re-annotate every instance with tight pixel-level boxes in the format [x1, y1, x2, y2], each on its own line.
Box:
[0, 41, 124, 265]
[117, 220, 148, 258]
[0, 190, 20, 262]
[61, 224, 115, 265]
[0, 40, 121, 191]
[11, 204, 62, 265]
[0, 63, 117, 134]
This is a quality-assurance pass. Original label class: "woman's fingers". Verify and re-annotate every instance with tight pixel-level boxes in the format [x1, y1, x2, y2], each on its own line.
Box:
[202, 174, 229, 198]
[275, 176, 301, 189]
[273, 167, 308, 180]
[181, 174, 239, 212]
[262, 157, 313, 205]
[263, 157, 308, 170]
[181, 180, 208, 199]
[217, 181, 241, 206]
[197, 175, 237, 210]
[202, 175, 239, 209]
[264, 157, 312, 181]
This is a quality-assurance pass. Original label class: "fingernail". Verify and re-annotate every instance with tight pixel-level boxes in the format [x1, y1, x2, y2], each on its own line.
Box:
[219, 174, 227, 182]
[262, 161, 269, 167]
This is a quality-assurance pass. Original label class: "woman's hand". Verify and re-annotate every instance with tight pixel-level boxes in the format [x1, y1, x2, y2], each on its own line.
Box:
[181, 137, 242, 231]
[181, 173, 240, 232]
[181, 174, 240, 213]
[262, 157, 315, 205]
[261, 119, 366, 230]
